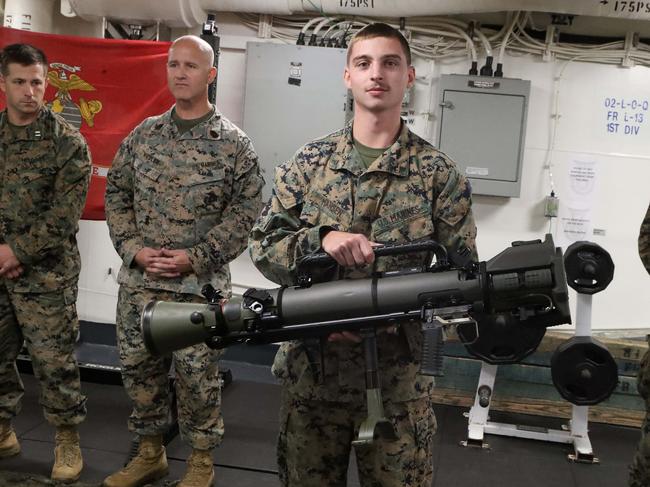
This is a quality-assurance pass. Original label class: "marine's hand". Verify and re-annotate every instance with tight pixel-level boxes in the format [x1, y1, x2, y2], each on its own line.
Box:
[134, 247, 163, 270]
[321, 231, 386, 342]
[0, 244, 22, 278]
[4, 265, 24, 280]
[321, 231, 379, 267]
[146, 249, 194, 278]
[327, 331, 363, 343]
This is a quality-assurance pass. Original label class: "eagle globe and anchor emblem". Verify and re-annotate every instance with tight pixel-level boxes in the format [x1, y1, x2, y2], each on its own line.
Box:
[47, 62, 102, 128]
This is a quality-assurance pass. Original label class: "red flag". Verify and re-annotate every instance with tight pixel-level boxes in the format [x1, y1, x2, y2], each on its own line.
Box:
[0, 27, 174, 220]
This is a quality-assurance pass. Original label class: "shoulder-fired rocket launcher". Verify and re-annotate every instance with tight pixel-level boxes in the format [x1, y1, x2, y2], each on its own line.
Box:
[142, 234, 571, 444]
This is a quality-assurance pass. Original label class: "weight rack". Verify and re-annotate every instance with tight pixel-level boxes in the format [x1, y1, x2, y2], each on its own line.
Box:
[463, 241, 617, 463]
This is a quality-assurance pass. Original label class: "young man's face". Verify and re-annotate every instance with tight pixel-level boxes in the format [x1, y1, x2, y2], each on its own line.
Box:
[166, 40, 216, 105]
[344, 36, 415, 116]
[0, 62, 47, 125]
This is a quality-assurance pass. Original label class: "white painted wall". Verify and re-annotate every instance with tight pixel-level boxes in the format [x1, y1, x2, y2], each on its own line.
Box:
[48, 12, 650, 330]
[433, 58, 650, 330]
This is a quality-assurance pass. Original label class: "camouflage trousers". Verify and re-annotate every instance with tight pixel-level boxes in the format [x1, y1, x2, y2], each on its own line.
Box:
[277, 388, 436, 487]
[116, 286, 224, 450]
[630, 339, 650, 487]
[0, 285, 86, 426]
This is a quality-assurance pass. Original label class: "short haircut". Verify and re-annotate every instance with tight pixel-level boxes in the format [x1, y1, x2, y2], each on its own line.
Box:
[0, 43, 47, 76]
[347, 23, 412, 66]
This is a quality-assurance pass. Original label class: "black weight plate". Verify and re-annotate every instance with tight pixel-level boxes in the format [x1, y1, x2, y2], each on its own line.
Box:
[564, 241, 614, 295]
[458, 312, 547, 365]
[551, 336, 618, 405]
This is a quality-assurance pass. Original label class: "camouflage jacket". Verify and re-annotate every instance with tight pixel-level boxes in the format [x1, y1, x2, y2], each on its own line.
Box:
[105, 107, 263, 296]
[0, 106, 91, 293]
[249, 121, 477, 403]
[641, 202, 650, 275]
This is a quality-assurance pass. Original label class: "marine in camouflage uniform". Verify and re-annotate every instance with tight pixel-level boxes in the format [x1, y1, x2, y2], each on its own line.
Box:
[250, 121, 476, 486]
[0, 105, 89, 428]
[630, 202, 650, 487]
[250, 23, 476, 487]
[0, 43, 90, 483]
[104, 36, 263, 487]
[639, 202, 650, 278]
[103, 36, 264, 487]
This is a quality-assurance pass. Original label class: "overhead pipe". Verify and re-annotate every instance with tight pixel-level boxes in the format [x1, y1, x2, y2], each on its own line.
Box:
[67, 0, 650, 28]
[67, 0, 294, 27]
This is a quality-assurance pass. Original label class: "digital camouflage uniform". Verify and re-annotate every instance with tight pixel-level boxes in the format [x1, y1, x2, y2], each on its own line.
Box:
[105, 107, 263, 450]
[0, 106, 90, 427]
[630, 202, 650, 487]
[249, 121, 477, 487]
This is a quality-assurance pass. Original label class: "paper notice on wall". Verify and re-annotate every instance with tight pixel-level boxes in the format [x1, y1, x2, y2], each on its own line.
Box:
[556, 156, 599, 249]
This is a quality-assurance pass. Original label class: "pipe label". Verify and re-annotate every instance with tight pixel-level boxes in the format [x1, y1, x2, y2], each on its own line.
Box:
[339, 0, 375, 7]
[612, 1, 650, 14]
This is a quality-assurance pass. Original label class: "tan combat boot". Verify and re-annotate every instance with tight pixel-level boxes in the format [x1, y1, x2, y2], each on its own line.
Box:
[51, 425, 83, 483]
[102, 434, 168, 487]
[178, 449, 214, 487]
[0, 420, 20, 458]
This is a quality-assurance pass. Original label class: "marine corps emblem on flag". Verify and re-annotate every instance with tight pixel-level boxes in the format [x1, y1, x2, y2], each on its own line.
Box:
[0, 26, 173, 219]
[48, 63, 103, 128]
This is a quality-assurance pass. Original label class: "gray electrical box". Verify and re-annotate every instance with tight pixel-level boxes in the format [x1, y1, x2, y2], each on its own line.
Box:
[243, 43, 352, 199]
[437, 75, 531, 197]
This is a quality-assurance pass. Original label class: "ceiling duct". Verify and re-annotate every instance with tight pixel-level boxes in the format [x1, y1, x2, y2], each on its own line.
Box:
[66, 0, 650, 28]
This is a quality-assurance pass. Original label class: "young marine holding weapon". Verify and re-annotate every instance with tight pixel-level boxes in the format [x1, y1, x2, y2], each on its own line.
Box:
[141, 24, 572, 487]
[247, 23, 475, 487]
